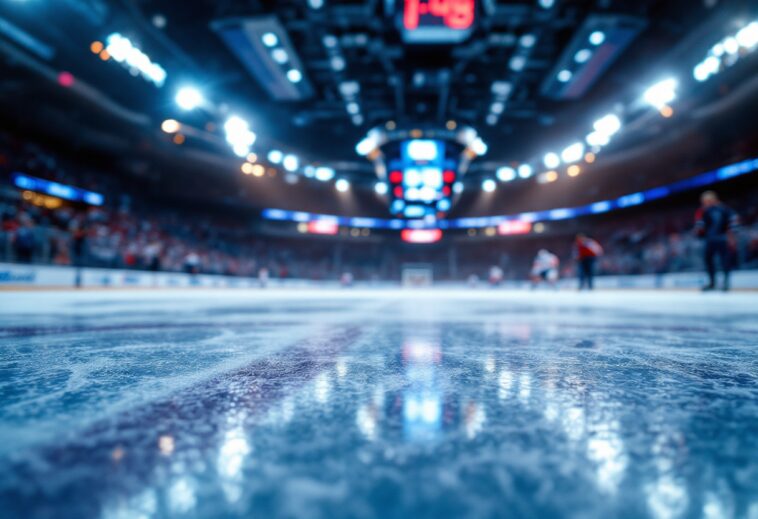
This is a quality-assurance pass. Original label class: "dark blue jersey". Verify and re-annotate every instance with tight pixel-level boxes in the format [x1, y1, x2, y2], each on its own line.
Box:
[695, 204, 738, 240]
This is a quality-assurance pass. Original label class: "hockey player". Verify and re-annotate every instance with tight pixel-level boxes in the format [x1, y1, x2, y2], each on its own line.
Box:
[695, 191, 739, 291]
[574, 234, 603, 291]
[530, 249, 560, 289]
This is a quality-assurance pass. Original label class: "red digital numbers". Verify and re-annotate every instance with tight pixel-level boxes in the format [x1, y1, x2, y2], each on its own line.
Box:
[403, 0, 476, 31]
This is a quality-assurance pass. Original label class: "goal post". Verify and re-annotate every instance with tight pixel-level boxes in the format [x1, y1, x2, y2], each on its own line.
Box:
[401, 263, 434, 287]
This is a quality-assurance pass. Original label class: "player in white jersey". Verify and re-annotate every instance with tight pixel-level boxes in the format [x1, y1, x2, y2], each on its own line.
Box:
[531, 249, 560, 289]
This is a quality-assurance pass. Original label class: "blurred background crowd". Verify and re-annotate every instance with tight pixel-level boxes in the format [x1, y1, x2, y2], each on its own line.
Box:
[2, 134, 757, 282]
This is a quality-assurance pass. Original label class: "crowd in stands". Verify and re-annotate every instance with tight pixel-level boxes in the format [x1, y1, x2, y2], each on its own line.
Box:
[1, 133, 757, 282]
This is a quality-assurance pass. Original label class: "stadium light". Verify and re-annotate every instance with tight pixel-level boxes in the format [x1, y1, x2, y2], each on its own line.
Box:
[557, 70, 572, 82]
[105, 33, 166, 87]
[355, 136, 376, 156]
[224, 116, 256, 157]
[497, 167, 516, 182]
[736, 22, 758, 49]
[268, 150, 283, 164]
[518, 164, 533, 178]
[643, 78, 677, 109]
[543, 152, 561, 169]
[470, 138, 488, 156]
[561, 142, 585, 163]
[286, 69, 303, 83]
[161, 119, 180, 133]
[271, 49, 288, 64]
[315, 167, 335, 181]
[261, 33, 278, 47]
[589, 31, 605, 45]
[175, 87, 203, 110]
[335, 178, 350, 192]
[453, 182, 464, 194]
[374, 182, 388, 195]
[592, 114, 621, 137]
[574, 49, 592, 63]
[283, 154, 299, 172]
[482, 179, 496, 192]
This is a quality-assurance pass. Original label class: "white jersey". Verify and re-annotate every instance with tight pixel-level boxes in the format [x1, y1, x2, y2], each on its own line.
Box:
[532, 251, 559, 274]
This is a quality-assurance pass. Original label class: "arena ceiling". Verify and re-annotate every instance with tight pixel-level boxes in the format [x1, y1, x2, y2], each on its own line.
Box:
[0, 0, 757, 216]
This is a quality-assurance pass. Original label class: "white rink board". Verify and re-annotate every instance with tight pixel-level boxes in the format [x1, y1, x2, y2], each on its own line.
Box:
[1, 262, 757, 290]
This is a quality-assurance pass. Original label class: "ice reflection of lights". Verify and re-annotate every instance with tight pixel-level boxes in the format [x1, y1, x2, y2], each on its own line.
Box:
[402, 339, 441, 364]
[703, 492, 732, 519]
[336, 358, 348, 378]
[217, 418, 251, 504]
[168, 477, 197, 514]
[158, 434, 175, 456]
[102, 488, 157, 519]
[314, 372, 332, 403]
[464, 402, 486, 439]
[518, 373, 532, 404]
[498, 370, 513, 400]
[405, 395, 441, 424]
[586, 425, 627, 493]
[356, 404, 378, 440]
[562, 406, 585, 442]
[646, 475, 688, 519]
[484, 355, 495, 373]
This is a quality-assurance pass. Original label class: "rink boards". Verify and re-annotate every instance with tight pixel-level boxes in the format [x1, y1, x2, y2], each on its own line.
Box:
[1, 262, 758, 290]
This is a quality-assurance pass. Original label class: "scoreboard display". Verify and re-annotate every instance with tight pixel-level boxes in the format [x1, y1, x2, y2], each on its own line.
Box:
[386, 139, 459, 219]
[392, 0, 477, 44]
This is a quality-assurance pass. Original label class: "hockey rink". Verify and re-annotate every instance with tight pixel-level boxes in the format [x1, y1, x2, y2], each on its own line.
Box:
[1, 289, 757, 519]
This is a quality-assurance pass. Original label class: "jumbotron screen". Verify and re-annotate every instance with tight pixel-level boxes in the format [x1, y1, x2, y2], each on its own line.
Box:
[386, 139, 458, 219]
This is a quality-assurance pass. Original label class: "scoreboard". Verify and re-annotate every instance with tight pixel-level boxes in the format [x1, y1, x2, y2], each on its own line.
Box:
[386, 139, 459, 219]
[392, 0, 477, 44]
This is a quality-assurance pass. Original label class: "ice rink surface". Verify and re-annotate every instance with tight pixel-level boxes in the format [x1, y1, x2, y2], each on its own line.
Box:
[0, 288, 757, 519]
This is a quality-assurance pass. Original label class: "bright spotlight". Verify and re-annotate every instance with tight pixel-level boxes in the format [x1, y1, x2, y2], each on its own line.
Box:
[267, 150, 283, 164]
[470, 137, 488, 156]
[543, 152, 560, 169]
[574, 49, 592, 63]
[538, 0, 555, 9]
[736, 22, 758, 49]
[346, 102, 360, 115]
[271, 48, 288, 64]
[355, 137, 376, 156]
[518, 164, 533, 178]
[557, 69, 572, 82]
[374, 182, 388, 195]
[497, 167, 516, 182]
[482, 179, 496, 192]
[161, 119, 180, 133]
[453, 182, 464, 194]
[286, 69, 303, 83]
[315, 167, 335, 181]
[224, 116, 256, 157]
[335, 178, 350, 192]
[283, 154, 299, 172]
[589, 31, 605, 45]
[175, 87, 203, 110]
[593, 114, 621, 136]
[561, 142, 585, 163]
[643, 78, 677, 109]
[262, 32, 278, 47]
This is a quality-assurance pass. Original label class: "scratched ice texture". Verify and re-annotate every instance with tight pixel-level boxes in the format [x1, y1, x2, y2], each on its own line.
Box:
[0, 289, 757, 519]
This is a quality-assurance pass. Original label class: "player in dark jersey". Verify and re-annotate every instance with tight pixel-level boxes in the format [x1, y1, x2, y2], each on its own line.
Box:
[695, 191, 739, 292]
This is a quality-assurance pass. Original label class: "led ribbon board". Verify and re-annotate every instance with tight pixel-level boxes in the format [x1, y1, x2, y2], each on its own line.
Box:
[12, 173, 104, 206]
[396, 0, 476, 43]
[261, 157, 758, 230]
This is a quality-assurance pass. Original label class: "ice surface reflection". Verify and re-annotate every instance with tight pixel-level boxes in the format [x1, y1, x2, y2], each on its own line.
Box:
[1, 291, 757, 519]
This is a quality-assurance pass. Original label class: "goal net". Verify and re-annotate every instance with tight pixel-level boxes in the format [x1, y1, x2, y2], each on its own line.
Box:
[401, 264, 433, 287]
